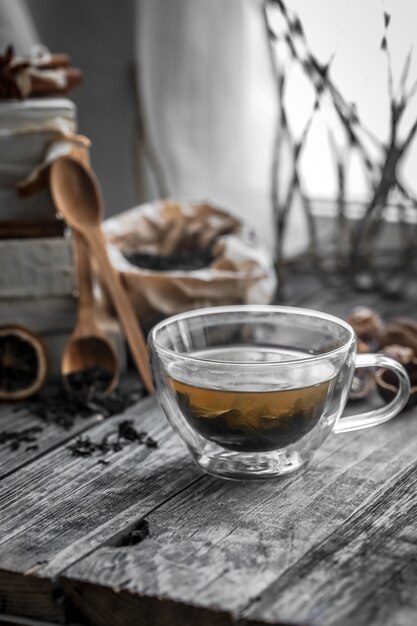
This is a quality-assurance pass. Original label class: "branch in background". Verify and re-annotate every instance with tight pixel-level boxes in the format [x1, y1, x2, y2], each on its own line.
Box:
[327, 128, 349, 272]
[350, 13, 417, 284]
[264, 0, 417, 293]
[270, 0, 381, 178]
[263, 0, 333, 297]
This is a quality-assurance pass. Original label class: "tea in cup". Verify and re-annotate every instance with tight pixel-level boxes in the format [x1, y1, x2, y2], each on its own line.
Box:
[149, 306, 409, 479]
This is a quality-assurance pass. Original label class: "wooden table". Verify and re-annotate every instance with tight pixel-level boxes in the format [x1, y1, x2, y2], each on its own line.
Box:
[1, 267, 417, 626]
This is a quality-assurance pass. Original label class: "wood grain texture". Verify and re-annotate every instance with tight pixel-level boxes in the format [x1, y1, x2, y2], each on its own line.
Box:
[0, 396, 202, 622]
[244, 464, 417, 626]
[61, 408, 417, 626]
[2, 270, 417, 625]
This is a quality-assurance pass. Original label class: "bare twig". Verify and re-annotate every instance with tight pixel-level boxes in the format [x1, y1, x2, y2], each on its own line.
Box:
[264, 0, 417, 293]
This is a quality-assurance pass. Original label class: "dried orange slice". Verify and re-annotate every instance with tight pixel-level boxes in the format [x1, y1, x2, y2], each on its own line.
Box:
[0, 325, 48, 400]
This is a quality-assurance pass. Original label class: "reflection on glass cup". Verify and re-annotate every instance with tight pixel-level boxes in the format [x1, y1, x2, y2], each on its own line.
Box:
[148, 306, 410, 480]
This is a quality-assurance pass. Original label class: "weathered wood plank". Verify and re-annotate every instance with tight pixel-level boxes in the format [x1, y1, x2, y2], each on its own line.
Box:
[0, 396, 203, 623]
[2, 266, 417, 626]
[60, 408, 417, 626]
[243, 464, 417, 626]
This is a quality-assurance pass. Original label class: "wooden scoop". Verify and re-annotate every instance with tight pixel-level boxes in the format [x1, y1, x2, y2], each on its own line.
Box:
[62, 232, 119, 395]
[50, 156, 154, 394]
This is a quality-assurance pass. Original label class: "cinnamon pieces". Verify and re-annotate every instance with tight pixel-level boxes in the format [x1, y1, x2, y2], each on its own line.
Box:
[0, 45, 82, 100]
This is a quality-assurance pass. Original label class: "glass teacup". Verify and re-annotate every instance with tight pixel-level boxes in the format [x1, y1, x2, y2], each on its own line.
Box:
[148, 305, 410, 480]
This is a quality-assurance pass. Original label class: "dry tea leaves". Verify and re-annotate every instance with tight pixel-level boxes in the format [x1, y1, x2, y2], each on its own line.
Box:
[0, 376, 145, 453]
[64, 367, 114, 395]
[26, 379, 144, 427]
[68, 419, 158, 462]
[125, 248, 215, 272]
[0, 426, 43, 452]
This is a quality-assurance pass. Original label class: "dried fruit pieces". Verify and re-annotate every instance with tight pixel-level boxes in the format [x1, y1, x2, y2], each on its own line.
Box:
[346, 308, 417, 410]
[0, 326, 47, 400]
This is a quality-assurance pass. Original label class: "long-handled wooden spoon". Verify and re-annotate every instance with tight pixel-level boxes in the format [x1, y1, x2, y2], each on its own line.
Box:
[62, 231, 119, 395]
[50, 156, 154, 394]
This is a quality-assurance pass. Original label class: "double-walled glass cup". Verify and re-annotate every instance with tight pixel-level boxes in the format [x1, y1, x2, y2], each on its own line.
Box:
[149, 305, 410, 480]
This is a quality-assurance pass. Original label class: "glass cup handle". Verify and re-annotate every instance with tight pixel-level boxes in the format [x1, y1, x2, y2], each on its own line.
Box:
[334, 353, 410, 434]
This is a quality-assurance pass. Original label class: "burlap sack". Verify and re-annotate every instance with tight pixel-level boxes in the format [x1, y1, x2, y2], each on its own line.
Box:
[103, 200, 276, 332]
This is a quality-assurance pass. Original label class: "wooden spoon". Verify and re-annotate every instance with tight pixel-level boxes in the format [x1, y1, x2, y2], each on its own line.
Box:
[50, 156, 154, 394]
[62, 232, 119, 395]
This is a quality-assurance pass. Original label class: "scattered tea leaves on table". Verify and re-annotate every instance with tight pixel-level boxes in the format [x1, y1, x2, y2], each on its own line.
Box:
[26, 380, 144, 426]
[0, 425, 43, 451]
[67, 419, 158, 462]
[0, 377, 145, 453]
